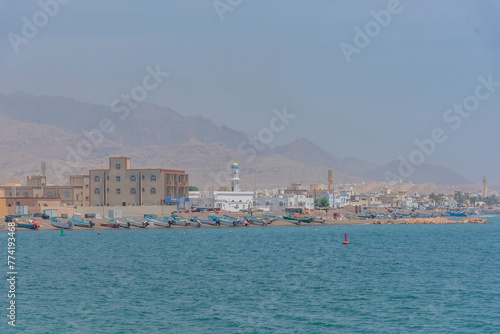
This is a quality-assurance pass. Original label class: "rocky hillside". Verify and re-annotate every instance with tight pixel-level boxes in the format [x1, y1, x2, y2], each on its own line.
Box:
[0, 92, 473, 188]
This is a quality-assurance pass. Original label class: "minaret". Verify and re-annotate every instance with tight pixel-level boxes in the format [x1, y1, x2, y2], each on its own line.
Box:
[328, 169, 334, 193]
[231, 162, 240, 192]
[483, 175, 488, 198]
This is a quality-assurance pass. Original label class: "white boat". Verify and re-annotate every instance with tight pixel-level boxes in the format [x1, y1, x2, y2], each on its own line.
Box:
[145, 217, 172, 227]
[50, 217, 74, 229]
[124, 217, 149, 228]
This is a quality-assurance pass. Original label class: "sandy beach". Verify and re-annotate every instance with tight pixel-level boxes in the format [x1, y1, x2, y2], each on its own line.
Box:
[1, 210, 491, 232]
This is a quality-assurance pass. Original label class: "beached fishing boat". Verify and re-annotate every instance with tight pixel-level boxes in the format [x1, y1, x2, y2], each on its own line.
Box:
[170, 214, 190, 226]
[244, 215, 269, 226]
[284, 217, 301, 225]
[124, 217, 149, 228]
[447, 211, 467, 217]
[191, 216, 218, 226]
[162, 216, 180, 225]
[208, 215, 238, 226]
[283, 214, 312, 223]
[105, 217, 130, 228]
[145, 216, 172, 227]
[118, 221, 131, 228]
[100, 222, 120, 228]
[223, 214, 249, 226]
[263, 214, 282, 220]
[99, 217, 120, 228]
[50, 217, 74, 229]
[16, 220, 41, 229]
[69, 218, 95, 228]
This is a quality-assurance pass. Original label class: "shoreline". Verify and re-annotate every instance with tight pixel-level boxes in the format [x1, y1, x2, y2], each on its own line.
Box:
[1, 216, 492, 232]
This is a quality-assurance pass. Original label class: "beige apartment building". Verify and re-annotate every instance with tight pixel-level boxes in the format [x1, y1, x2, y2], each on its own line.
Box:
[89, 157, 189, 207]
[3, 174, 90, 207]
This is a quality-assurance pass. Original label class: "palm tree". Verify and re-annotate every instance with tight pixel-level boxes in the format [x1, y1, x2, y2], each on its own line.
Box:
[454, 191, 466, 206]
[428, 193, 438, 206]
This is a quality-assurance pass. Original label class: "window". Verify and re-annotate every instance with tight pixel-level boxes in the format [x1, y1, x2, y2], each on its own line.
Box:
[95, 189, 100, 195]
[151, 175, 156, 182]
[94, 176, 100, 182]
[116, 176, 121, 182]
[151, 188, 156, 194]
[116, 164, 121, 170]
[142, 188, 145, 193]
[116, 189, 121, 194]
[131, 188, 136, 194]
[23, 192, 29, 197]
[64, 192, 70, 199]
[130, 175, 136, 182]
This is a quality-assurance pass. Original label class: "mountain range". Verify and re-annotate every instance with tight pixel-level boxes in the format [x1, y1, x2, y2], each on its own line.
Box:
[0, 92, 472, 190]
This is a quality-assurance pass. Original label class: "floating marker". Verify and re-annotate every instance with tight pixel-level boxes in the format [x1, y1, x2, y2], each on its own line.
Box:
[229, 230, 232, 233]
[60, 228, 65, 236]
[98, 232, 101, 235]
[342, 233, 350, 245]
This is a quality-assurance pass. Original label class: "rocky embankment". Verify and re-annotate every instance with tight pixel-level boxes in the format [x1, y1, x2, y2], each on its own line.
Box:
[370, 217, 490, 225]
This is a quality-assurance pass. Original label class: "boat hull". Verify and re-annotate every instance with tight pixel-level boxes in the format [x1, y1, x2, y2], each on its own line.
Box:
[51, 222, 74, 229]
[126, 220, 148, 228]
[151, 221, 171, 227]
[16, 223, 39, 229]
[72, 222, 94, 228]
[100, 223, 119, 228]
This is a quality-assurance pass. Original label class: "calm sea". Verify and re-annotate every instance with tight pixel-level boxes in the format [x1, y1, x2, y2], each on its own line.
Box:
[2, 217, 499, 333]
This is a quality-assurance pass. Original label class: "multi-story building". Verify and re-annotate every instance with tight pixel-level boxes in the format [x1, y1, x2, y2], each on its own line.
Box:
[89, 156, 189, 207]
[3, 174, 90, 207]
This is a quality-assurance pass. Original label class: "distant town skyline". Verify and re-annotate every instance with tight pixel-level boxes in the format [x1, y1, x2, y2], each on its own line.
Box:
[1, 0, 499, 184]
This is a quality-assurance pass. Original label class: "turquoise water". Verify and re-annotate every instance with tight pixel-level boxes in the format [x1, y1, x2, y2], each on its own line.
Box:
[2, 218, 500, 333]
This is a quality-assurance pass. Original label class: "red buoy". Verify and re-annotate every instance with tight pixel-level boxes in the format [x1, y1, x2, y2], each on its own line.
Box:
[98, 232, 101, 235]
[342, 233, 350, 245]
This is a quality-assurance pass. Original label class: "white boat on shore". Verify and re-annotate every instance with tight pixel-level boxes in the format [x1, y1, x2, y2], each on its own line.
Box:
[124, 217, 149, 228]
[50, 217, 74, 229]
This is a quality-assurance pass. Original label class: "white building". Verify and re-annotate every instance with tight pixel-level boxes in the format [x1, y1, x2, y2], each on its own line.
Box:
[318, 191, 351, 208]
[189, 162, 253, 212]
[403, 196, 418, 208]
[189, 190, 254, 212]
[255, 194, 314, 212]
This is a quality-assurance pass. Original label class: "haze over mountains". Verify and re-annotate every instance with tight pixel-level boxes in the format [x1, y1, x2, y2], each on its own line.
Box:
[0, 92, 472, 189]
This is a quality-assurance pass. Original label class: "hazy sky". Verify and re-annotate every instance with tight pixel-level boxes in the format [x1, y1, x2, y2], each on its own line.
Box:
[1, 0, 499, 184]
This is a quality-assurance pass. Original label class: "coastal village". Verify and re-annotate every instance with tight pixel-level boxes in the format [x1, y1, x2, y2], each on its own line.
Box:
[1, 156, 497, 230]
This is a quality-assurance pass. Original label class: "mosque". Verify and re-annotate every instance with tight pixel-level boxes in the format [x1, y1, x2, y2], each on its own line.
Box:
[189, 162, 254, 212]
